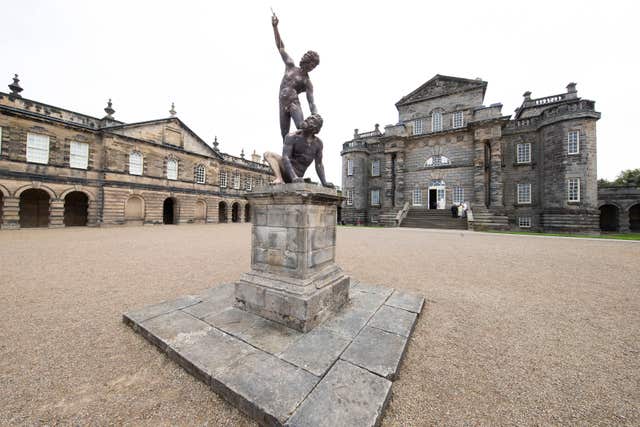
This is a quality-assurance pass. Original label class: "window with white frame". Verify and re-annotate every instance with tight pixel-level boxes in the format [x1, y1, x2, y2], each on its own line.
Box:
[412, 119, 424, 135]
[166, 158, 178, 180]
[69, 141, 89, 169]
[370, 189, 380, 206]
[568, 130, 580, 155]
[568, 178, 580, 202]
[425, 155, 451, 167]
[347, 159, 354, 176]
[233, 173, 240, 189]
[453, 186, 464, 204]
[195, 164, 206, 184]
[346, 189, 353, 206]
[432, 112, 443, 132]
[245, 176, 252, 191]
[452, 111, 464, 128]
[517, 183, 531, 204]
[518, 216, 532, 228]
[371, 159, 380, 177]
[129, 151, 143, 175]
[219, 170, 227, 187]
[516, 143, 531, 164]
[412, 187, 422, 206]
[27, 133, 50, 164]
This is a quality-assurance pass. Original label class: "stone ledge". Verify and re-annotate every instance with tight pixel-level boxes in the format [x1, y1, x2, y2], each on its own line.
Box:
[123, 283, 425, 426]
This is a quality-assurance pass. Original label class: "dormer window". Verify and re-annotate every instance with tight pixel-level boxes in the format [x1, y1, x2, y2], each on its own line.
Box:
[425, 155, 450, 167]
[452, 111, 464, 129]
[432, 111, 443, 132]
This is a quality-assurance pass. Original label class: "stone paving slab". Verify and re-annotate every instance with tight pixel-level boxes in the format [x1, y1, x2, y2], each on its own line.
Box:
[285, 360, 392, 427]
[124, 282, 424, 426]
[385, 289, 425, 314]
[278, 327, 351, 376]
[341, 326, 409, 380]
[368, 305, 418, 338]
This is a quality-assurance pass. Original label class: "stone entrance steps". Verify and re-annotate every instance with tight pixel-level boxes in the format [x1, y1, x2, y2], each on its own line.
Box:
[469, 207, 510, 231]
[400, 209, 468, 230]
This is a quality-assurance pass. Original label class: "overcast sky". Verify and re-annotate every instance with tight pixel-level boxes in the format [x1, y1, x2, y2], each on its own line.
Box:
[2, 0, 638, 183]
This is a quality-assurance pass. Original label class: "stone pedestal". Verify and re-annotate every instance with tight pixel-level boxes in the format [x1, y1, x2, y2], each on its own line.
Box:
[235, 183, 349, 332]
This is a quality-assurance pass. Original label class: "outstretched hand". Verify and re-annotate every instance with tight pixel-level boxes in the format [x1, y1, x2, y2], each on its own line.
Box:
[272, 15, 279, 27]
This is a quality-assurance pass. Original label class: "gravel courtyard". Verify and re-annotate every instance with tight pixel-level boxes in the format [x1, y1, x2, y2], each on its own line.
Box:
[1, 224, 638, 426]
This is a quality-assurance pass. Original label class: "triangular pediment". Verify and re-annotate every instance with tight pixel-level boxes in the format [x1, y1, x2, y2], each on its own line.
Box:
[105, 117, 222, 159]
[396, 75, 487, 107]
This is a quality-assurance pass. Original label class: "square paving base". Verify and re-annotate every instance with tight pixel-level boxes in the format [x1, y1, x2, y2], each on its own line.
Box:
[123, 282, 424, 427]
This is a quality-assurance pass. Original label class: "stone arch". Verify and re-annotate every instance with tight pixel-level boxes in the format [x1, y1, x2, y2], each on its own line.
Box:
[218, 201, 228, 223]
[630, 204, 640, 232]
[19, 188, 50, 228]
[14, 183, 56, 199]
[60, 187, 95, 201]
[125, 195, 145, 224]
[195, 199, 207, 222]
[64, 191, 89, 226]
[162, 197, 178, 224]
[0, 184, 10, 198]
[244, 203, 251, 223]
[599, 204, 619, 232]
[231, 202, 240, 223]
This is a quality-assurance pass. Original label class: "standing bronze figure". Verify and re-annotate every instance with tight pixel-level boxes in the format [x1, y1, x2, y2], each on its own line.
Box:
[272, 13, 319, 139]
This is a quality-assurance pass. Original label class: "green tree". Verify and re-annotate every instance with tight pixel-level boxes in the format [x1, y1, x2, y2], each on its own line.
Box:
[613, 168, 640, 186]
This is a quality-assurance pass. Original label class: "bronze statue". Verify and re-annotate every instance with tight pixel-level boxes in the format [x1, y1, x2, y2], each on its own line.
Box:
[264, 114, 333, 188]
[272, 13, 319, 139]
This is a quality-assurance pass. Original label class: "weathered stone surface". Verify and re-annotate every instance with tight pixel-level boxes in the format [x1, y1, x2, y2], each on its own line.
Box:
[279, 327, 351, 376]
[237, 317, 303, 355]
[352, 282, 394, 298]
[238, 183, 349, 333]
[215, 351, 319, 426]
[350, 289, 389, 312]
[137, 310, 212, 351]
[319, 306, 373, 339]
[385, 290, 425, 314]
[168, 328, 257, 384]
[203, 307, 263, 336]
[368, 305, 418, 338]
[341, 326, 409, 380]
[182, 284, 234, 319]
[285, 360, 392, 427]
[123, 295, 200, 324]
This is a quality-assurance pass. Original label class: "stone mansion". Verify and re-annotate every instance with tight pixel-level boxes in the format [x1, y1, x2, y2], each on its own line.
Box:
[341, 74, 611, 232]
[0, 75, 273, 229]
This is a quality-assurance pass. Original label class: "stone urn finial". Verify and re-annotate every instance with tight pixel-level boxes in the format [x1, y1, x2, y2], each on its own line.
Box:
[8, 74, 23, 97]
[169, 102, 177, 117]
[104, 98, 115, 118]
[213, 136, 219, 151]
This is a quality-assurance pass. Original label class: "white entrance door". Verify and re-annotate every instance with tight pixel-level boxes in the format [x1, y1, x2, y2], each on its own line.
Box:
[436, 187, 446, 209]
[428, 185, 446, 209]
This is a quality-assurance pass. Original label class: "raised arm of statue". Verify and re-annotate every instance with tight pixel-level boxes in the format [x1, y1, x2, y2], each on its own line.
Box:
[272, 15, 294, 67]
[306, 80, 318, 115]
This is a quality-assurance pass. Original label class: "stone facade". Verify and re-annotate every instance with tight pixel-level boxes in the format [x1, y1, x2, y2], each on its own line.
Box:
[0, 79, 272, 229]
[598, 186, 640, 232]
[341, 75, 602, 232]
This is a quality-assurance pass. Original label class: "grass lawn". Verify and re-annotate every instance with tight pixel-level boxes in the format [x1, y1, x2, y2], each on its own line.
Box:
[488, 230, 640, 241]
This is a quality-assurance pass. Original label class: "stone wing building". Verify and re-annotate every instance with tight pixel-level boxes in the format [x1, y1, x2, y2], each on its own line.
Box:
[0, 75, 273, 229]
[341, 75, 602, 232]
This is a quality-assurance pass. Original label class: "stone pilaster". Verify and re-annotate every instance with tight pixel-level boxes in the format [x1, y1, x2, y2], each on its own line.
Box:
[1, 197, 20, 229]
[473, 140, 486, 206]
[49, 198, 65, 228]
[619, 209, 630, 233]
[489, 139, 504, 209]
[235, 183, 350, 332]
